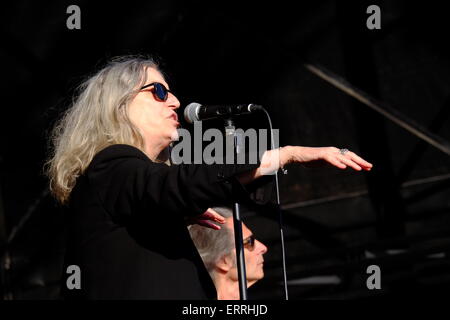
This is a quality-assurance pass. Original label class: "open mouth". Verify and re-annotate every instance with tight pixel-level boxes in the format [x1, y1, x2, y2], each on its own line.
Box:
[169, 113, 179, 126]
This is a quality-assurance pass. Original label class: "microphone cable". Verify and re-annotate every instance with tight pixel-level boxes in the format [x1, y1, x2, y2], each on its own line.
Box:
[261, 106, 289, 300]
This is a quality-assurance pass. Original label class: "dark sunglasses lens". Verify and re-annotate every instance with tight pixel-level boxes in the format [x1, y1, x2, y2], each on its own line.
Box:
[154, 83, 168, 101]
[250, 235, 256, 248]
[244, 235, 256, 249]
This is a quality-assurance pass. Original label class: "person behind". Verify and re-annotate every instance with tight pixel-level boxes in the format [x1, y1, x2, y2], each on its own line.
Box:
[189, 207, 268, 300]
[46, 55, 372, 299]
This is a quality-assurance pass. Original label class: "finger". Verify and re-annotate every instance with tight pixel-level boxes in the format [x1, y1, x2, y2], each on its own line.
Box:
[325, 155, 347, 169]
[203, 212, 225, 223]
[198, 220, 221, 230]
[204, 208, 226, 223]
[347, 152, 373, 169]
[338, 155, 362, 171]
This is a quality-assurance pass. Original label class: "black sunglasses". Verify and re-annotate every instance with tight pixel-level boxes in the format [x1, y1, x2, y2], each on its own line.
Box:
[140, 82, 172, 102]
[243, 234, 256, 251]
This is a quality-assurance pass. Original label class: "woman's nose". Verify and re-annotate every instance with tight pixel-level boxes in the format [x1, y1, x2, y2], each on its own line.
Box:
[257, 240, 268, 254]
[167, 92, 180, 110]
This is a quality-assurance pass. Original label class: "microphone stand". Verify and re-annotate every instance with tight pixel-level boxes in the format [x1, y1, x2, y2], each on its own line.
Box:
[224, 118, 248, 300]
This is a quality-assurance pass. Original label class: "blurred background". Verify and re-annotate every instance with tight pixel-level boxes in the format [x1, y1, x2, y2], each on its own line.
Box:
[1, 0, 450, 299]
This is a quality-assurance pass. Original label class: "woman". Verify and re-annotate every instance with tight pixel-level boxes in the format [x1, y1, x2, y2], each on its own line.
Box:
[46, 55, 372, 299]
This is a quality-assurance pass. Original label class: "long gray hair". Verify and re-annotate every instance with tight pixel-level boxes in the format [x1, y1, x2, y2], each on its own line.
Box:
[189, 207, 236, 275]
[46, 55, 160, 204]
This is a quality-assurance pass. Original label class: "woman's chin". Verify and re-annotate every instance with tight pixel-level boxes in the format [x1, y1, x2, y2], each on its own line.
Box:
[170, 128, 180, 141]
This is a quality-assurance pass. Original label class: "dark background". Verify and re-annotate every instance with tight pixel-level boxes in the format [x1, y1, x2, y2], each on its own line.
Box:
[1, 0, 450, 299]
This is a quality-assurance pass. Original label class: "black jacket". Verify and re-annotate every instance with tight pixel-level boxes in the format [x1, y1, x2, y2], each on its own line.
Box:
[62, 144, 270, 299]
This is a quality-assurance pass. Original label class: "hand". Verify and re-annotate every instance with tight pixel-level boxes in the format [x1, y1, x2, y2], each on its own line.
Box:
[237, 146, 373, 186]
[185, 208, 226, 230]
[285, 146, 373, 171]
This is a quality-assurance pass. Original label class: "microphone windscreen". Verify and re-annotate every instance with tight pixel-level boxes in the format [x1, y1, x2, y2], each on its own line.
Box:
[184, 102, 202, 124]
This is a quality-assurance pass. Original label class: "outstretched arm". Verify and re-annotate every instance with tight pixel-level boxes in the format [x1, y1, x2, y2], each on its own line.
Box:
[237, 146, 373, 185]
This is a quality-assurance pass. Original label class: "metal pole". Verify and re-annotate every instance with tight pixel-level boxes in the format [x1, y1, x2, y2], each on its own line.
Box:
[225, 119, 248, 300]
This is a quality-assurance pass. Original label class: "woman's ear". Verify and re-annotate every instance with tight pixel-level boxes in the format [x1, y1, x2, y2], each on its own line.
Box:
[215, 254, 234, 273]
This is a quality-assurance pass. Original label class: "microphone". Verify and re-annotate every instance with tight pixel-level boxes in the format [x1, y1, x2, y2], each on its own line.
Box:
[183, 102, 263, 124]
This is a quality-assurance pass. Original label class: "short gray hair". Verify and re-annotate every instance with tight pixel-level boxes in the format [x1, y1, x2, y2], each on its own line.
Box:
[189, 207, 236, 274]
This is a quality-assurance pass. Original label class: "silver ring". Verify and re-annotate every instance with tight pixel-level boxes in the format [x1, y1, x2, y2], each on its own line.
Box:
[339, 148, 349, 155]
